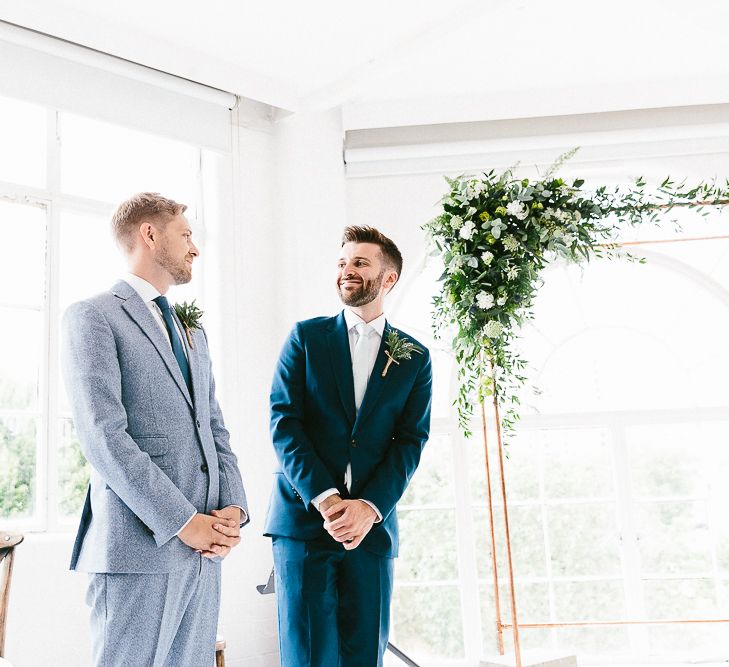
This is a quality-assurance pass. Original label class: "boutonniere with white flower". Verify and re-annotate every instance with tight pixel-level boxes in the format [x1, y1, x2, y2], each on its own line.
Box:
[174, 300, 203, 349]
[382, 330, 424, 377]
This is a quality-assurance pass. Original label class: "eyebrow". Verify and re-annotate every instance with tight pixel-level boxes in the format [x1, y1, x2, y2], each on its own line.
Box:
[337, 256, 371, 262]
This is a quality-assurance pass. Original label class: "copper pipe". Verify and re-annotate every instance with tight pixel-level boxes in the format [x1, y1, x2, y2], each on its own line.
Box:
[502, 618, 729, 629]
[614, 234, 729, 247]
[480, 397, 505, 655]
[492, 376, 522, 667]
[639, 198, 729, 209]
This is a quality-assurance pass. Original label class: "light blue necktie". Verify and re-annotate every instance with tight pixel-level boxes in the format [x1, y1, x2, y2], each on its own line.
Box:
[153, 295, 191, 393]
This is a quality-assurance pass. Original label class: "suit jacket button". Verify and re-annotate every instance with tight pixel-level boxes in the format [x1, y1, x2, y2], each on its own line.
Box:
[196, 419, 201, 428]
[200, 463, 209, 473]
[351, 439, 357, 448]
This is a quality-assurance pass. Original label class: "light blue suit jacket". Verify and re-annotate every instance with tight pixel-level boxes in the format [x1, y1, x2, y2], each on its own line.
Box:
[62, 280, 248, 573]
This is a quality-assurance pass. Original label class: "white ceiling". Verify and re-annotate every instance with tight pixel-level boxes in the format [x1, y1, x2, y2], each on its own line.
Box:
[2, 0, 729, 127]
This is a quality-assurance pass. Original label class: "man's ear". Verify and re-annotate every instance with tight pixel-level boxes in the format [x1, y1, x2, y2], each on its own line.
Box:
[383, 270, 399, 294]
[140, 222, 156, 250]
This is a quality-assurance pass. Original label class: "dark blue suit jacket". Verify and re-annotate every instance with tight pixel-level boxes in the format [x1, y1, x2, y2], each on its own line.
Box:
[264, 311, 432, 558]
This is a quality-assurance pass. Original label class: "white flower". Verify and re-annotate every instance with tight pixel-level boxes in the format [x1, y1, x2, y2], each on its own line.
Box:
[476, 291, 494, 310]
[506, 265, 519, 281]
[497, 295, 507, 306]
[481, 251, 494, 266]
[506, 201, 529, 220]
[503, 235, 520, 252]
[450, 215, 464, 230]
[459, 220, 476, 240]
[484, 320, 503, 338]
[466, 256, 479, 268]
[465, 181, 484, 201]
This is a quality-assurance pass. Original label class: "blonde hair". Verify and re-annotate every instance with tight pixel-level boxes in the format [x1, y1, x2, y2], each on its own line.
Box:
[111, 192, 187, 253]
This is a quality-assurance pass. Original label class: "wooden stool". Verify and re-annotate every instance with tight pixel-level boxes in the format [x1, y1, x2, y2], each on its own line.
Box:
[215, 634, 226, 667]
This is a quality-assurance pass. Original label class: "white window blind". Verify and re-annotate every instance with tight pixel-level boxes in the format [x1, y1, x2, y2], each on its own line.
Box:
[0, 20, 235, 153]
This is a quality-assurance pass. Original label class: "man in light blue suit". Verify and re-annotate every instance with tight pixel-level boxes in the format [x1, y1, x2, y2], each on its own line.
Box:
[265, 226, 432, 666]
[62, 192, 248, 667]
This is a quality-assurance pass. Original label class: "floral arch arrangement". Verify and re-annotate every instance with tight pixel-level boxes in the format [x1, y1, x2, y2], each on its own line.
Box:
[424, 152, 729, 438]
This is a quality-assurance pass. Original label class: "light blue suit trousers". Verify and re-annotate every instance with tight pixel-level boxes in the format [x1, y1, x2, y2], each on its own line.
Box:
[87, 556, 220, 667]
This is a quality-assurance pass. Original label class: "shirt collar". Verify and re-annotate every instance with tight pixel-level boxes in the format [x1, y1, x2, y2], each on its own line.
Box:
[123, 273, 162, 303]
[343, 308, 386, 338]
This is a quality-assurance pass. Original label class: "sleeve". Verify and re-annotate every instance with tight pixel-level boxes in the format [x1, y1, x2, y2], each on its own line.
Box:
[270, 323, 340, 508]
[203, 328, 249, 526]
[358, 349, 433, 521]
[61, 301, 197, 547]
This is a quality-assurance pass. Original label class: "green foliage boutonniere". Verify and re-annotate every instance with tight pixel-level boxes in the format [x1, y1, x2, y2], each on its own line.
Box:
[382, 329, 424, 377]
[174, 300, 203, 349]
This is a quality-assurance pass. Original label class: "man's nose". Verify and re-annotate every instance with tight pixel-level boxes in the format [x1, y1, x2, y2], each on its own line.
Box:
[190, 242, 200, 257]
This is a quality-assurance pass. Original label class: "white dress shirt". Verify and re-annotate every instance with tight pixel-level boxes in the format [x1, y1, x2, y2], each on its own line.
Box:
[311, 309, 384, 521]
[123, 273, 188, 359]
[121, 274, 246, 532]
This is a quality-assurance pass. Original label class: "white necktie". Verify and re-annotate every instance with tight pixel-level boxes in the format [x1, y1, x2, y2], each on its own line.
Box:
[352, 322, 373, 412]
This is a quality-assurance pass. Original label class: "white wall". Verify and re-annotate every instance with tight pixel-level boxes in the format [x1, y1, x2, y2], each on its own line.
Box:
[272, 107, 349, 322]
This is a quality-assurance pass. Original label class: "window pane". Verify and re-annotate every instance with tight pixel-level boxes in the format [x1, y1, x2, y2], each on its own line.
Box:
[480, 581, 551, 653]
[644, 578, 728, 655]
[0, 308, 42, 411]
[58, 209, 126, 312]
[548, 503, 621, 576]
[553, 580, 625, 621]
[627, 423, 705, 497]
[0, 95, 46, 187]
[57, 418, 89, 517]
[400, 433, 454, 506]
[555, 626, 629, 656]
[392, 585, 464, 659]
[541, 428, 613, 499]
[635, 501, 712, 575]
[60, 114, 198, 204]
[474, 506, 547, 579]
[467, 429, 541, 504]
[0, 416, 37, 519]
[397, 509, 458, 581]
[0, 200, 46, 307]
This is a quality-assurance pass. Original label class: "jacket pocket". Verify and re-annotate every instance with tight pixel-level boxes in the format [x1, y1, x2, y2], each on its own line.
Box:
[130, 434, 169, 456]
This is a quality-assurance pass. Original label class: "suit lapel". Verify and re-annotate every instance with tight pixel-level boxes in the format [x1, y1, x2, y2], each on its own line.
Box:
[114, 282, 193, 408]
[326, 312, 356, 425]
[353, 321, 393, 431]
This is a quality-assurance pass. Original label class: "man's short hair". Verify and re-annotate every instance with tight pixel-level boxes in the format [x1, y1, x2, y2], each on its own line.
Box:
[111, 192, 187, 253]
[341, 225, 403, 278]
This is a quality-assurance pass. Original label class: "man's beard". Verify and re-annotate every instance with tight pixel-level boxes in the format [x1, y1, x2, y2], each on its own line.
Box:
[338, 268, 384, 307]
[156, 241, 192, 285]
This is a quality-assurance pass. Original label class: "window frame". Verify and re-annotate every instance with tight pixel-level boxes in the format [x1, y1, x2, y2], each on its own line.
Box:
[0, 106, 205, 533]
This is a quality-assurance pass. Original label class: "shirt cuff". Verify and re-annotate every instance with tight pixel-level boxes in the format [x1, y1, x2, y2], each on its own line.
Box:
[311, 488, 340, 512]
[359, 499, 383, 523]
[175, 510, 197, 537]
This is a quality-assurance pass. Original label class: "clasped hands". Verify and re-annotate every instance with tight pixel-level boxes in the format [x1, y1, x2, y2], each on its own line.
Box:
[178, 505, 242, 559]
[320, 494, 376, 550]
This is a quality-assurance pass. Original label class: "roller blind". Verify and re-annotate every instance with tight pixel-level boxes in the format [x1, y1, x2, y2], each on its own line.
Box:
[0, 20, 235, 153]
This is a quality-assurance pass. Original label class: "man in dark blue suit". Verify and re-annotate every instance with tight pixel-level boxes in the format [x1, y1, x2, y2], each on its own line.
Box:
[264, 226, 432, 666]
